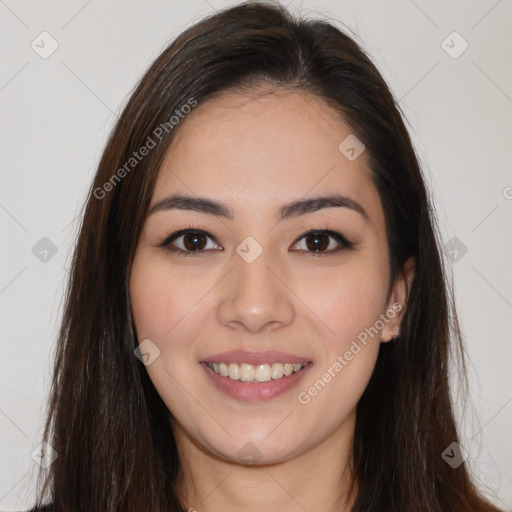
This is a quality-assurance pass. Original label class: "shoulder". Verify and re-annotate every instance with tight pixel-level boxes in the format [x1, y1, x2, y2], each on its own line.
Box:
[27, 505, 53, 512]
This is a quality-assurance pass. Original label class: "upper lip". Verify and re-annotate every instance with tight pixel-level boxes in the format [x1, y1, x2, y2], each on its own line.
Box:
[200, 350, 312, 366]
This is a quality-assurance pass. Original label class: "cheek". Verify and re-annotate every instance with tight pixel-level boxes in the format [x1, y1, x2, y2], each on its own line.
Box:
[292, 254, 388, 406]
[129, 262, 173, 342]
[296, 273, 385, 419]
[129, 247, 202, 347]
[129, 249, 206, 412]
[294, 257, 389, 344]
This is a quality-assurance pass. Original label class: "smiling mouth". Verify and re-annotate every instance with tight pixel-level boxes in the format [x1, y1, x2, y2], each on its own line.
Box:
[205, 361, 310, 383]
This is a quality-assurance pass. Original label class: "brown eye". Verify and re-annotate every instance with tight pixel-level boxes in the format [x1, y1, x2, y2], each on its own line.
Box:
[291, 229, 356, 254]
[182, 233, 208, 251]
[305, 233, 330, 251]
[158, 229, 221, 254]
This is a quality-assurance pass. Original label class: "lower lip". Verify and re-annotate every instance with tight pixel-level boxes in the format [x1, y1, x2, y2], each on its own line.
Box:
[200, 362, 313, 402]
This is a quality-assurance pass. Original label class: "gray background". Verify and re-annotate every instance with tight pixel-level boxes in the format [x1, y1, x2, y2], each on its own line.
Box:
[1, 0, 511, 510]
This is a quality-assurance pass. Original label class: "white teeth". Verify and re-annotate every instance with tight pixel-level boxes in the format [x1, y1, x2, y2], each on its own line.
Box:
[208, 362, 308, 382]
[255, 364, 272, 382]
[271, 363, 284, 379]
[228, 363, 240, 380]
[240, 363, 255, 382]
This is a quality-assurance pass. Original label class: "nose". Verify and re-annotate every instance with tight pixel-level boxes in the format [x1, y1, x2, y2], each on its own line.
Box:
[216, 250, 296, 334]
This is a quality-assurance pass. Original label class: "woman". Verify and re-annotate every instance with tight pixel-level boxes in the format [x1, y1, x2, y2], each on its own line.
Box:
[30, 2, 503, 511]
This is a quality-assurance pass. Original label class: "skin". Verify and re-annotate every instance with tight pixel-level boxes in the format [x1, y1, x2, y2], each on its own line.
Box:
[129, 88, 414, 512]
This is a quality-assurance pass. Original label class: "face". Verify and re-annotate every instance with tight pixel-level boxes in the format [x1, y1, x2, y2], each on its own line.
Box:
[129, 89, 408, 465]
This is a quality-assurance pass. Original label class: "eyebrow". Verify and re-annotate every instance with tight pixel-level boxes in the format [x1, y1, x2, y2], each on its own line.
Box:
[149, 193, 369, 223]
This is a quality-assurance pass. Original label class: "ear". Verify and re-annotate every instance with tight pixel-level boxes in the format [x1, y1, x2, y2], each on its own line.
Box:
[380, 257, 415, 343]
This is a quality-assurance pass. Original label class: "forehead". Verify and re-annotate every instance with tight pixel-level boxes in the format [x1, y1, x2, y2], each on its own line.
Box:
[153, 89, 383, 228]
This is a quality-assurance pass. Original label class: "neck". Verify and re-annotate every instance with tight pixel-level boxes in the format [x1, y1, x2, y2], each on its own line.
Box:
[172, 411, 357, 512]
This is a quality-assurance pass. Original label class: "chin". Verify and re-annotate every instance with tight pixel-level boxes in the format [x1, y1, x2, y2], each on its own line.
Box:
[203, 434, 306, 467]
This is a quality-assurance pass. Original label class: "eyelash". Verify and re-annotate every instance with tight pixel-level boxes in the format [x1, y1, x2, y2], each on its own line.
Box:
[157, 224, 359, 257]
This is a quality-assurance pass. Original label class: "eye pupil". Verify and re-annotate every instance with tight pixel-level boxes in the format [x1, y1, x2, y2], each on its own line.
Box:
[183, 233, 206, 251]
[306, 233, 329, 251]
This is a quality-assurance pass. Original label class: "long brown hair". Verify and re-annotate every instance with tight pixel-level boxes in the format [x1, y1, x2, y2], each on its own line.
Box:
[32, 2, 502, 511]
